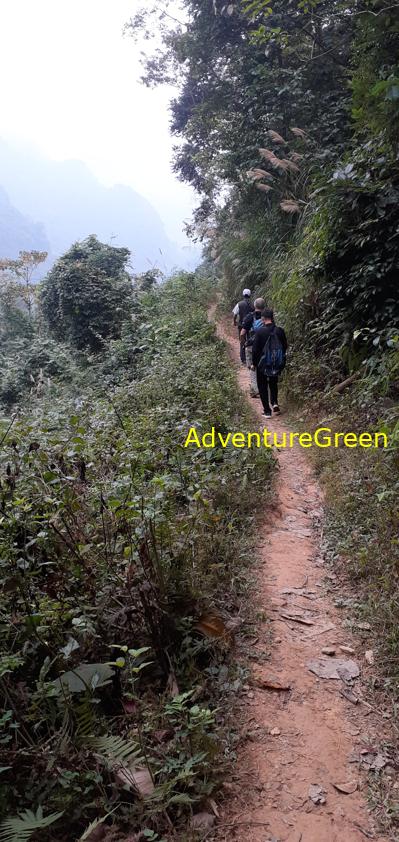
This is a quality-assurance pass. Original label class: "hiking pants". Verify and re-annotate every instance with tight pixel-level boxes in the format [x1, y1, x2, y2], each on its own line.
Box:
[245, 346, 259, 396]
[238, 327, 246, 364]
[256, 370, 278, 414]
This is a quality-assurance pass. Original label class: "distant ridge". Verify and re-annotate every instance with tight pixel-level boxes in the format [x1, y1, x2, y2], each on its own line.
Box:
[0, 185, 50, 261]
[0, 139, 196, 274]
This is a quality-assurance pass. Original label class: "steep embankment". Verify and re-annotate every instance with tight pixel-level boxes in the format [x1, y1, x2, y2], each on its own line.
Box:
[212, 316, 391, 842]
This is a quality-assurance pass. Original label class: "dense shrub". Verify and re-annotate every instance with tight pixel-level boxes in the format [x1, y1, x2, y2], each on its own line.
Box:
[0, 336, 77, 407]
[40, 236, 134, 351]
[0, 271, 273, 840]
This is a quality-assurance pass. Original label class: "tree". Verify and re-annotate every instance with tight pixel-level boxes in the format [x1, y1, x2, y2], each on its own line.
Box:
[129, 0, 399, 357]
[0, 250, 47, 317]
[40, 236, 134, 351]
[127, 0, 354, 214]
[133, 268, 163, 291]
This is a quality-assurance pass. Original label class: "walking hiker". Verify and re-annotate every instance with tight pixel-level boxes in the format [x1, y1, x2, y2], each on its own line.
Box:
[251, 308, 288, 418]
[233, 289, 254, 364]
[240, 297, 266, 398]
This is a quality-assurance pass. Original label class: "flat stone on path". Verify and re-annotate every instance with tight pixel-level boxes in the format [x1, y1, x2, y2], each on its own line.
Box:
[307, 658, 360, 680]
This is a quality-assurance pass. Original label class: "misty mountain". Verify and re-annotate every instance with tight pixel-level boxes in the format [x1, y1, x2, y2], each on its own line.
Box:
[0, 139, 196, 274]
[0, 186, 50, 260]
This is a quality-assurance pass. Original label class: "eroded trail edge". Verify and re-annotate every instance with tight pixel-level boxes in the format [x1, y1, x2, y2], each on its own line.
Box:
[213, 316, 389, 842]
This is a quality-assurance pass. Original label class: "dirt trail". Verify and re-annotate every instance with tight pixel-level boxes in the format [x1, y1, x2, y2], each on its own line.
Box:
[212, 316, 390, 842]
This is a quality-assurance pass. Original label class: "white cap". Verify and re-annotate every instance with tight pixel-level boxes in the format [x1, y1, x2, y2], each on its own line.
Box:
[243, 288, 251, 296]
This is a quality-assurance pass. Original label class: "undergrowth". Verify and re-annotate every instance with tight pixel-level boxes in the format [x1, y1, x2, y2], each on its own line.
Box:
[289, 395, 399, 835]
[0, 271, 273, 841]
[280, 361, 399, 673]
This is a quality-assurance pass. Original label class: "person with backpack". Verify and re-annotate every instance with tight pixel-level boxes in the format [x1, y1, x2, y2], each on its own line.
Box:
[239, 297, 265, 398]
[251, 308, 288, 418]
[232, 289, 254, 364]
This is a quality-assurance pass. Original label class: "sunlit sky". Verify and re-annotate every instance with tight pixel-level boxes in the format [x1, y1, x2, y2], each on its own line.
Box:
[0, 0, 195, 246]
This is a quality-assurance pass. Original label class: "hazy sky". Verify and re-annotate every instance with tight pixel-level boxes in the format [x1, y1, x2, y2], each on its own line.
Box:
[0, 0, 195, 246]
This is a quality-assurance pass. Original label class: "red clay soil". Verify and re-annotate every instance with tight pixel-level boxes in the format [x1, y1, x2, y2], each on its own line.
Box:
[210, 315, 391, 842]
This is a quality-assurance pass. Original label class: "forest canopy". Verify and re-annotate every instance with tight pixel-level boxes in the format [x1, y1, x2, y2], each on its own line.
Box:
[128, 0, 399, 364]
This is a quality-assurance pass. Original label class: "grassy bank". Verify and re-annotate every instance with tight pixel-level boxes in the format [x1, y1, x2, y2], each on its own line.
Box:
[281, 377, 399, 833]
[281, 370, 399, 679]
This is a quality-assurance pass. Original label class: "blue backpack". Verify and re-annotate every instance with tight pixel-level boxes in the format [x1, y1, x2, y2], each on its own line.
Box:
[258, 327, 286, 377]
[248, 316, 263, 342]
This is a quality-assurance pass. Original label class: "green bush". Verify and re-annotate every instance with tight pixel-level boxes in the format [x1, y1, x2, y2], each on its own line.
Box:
[0, 337, 77, 407]
[0, 270, 273, 839]
[40, 236, 134, 351]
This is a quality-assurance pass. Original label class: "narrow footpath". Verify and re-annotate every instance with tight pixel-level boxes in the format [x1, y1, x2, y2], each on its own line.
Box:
[211, 315, 391, 842]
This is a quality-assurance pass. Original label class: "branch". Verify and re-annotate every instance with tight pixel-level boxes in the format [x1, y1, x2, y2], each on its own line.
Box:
[331, 372, 360, 394]
[0, 415, 16, 448]
[160, 9, 186, 27]
[297, 44, 344, 64]
[311, 3, 399, 20]
[284, 15, 349, 68]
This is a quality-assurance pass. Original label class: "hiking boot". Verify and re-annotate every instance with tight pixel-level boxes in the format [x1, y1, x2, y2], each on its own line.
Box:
[272, 404, 281, 415]
[262, 411, 272, 418]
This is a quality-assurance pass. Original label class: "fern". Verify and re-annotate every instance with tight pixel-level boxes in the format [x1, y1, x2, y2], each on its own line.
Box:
[78, 810, 116, 842]
[0, 808, 63, 842]
[88, 734, 143, 766]
[75, 696, 97, 739]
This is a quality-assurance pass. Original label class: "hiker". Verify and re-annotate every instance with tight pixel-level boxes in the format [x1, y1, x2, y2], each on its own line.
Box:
[251, 308, 288, 418]
[240, 297, 266, 398]
[233, 289, 254, 364]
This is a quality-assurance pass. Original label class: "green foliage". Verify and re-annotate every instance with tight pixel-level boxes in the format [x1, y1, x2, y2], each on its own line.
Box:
[262, 137, 399, 406]
[133, 16, 399, 839]
[129, 0, 352, 206]
[0, 250, 47, 319]
[88, 734, 143, 764]
[127, 0, 398, 408]
[316, 409, 399, 682]
[131, 0, 399, 390]
[311, 142, 399, 336]
[52, 662, 115, 694]
[0, 269, 273, 838]
[0, 300, 33, 345]
[0, 335, 77, 408]
[351, 7, 399, 140]
[0, 808, 63, 842]
[78, 813, 115, 842]
[39, 235, 134, 351]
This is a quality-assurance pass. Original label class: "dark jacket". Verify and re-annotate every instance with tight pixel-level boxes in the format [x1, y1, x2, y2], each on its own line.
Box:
[237, 299, 254, 326]
[252, 324, 288, 369]
[241, 310, 262, 346]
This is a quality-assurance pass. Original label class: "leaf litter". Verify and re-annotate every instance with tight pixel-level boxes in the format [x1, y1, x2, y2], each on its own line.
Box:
[115, 765, 154, 798]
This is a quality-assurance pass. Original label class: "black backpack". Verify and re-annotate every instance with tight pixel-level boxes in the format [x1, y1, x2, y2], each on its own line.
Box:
[238, 299, 254, 325]
[258, 327, 286, 377]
